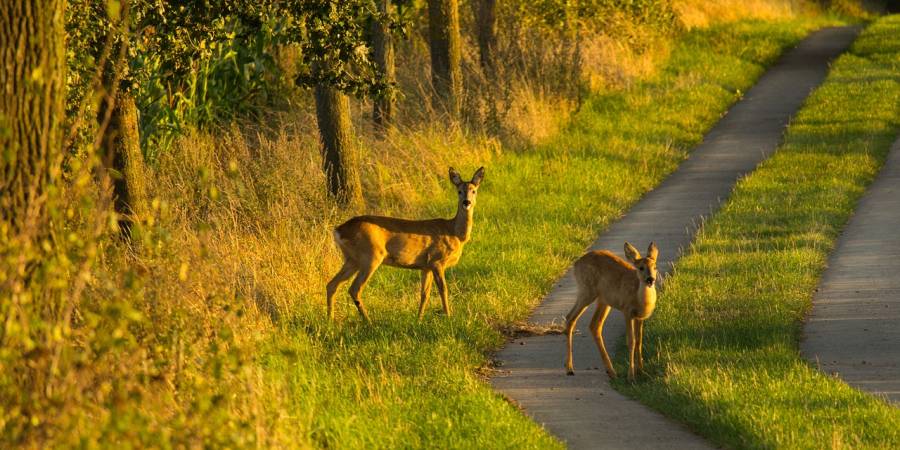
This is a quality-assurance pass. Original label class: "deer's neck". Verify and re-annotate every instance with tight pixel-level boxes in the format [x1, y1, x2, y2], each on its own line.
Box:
[635, 282, 657, 319]
[453, 205, 474, 241]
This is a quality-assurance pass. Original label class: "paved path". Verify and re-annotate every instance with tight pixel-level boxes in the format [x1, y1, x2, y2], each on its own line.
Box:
[491, 26, 861, 449]
[801, 135, 900, 406]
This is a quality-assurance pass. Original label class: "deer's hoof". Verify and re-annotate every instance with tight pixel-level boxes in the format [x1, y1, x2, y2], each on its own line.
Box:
[566, 369, 575, 376]
[606, 370, 617, 380]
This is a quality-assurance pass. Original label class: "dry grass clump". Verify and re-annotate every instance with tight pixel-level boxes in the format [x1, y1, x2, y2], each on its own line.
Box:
[578, 30, 671, 91]
[498, 82, 574, 148]
[673, 0, 817, 28]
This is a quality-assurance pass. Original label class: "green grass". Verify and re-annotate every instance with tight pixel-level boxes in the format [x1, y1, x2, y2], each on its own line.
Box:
[262, 18, 847, 448]
[616, 15, 900, 448]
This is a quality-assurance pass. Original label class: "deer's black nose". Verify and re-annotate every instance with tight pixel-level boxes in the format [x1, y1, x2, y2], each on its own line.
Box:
[463, 200, 472, 207]
[646, 277, 655, 285]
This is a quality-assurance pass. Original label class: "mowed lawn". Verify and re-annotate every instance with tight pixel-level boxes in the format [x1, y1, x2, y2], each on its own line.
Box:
[264, 18, 848, 448]
[617, 15, 900, 448]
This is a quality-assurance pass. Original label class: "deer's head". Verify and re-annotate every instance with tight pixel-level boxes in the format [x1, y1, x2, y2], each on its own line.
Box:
[625, 242, 659, 287]
[449, 167, 485, 212]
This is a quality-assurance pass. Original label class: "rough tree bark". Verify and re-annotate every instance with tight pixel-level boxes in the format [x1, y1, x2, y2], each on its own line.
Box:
[314, 84, 361, 206]
[94, 0, 147, 231]
[473, 0, 497, 72]
[0, 0, 67, 235]
[370, 0, 395, 130]
[99, 91, 148, 223]
[427, 0, 462, 115]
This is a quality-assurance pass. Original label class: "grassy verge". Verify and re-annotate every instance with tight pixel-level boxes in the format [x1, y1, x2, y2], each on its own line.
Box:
[617, 15, 900, 448]
[266, 18, 845, 448]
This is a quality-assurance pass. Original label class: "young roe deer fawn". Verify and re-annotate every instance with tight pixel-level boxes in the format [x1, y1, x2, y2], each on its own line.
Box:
[565, 242, 659, 380]
[326, 167, 485, 322]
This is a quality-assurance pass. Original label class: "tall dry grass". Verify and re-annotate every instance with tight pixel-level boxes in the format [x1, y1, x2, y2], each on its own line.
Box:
[673, 0, 815, 28]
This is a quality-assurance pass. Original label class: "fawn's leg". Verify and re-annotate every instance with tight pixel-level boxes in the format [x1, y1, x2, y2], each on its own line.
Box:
[636, 319, 645, 372]
[348, 256, 383, 323]
[417, 270, 434, 320]
[326, 262, 357, 320]
[589, 304, 615, 379]
[564, 293, 594, 375]
[432, 267, 451, 316]
[626, 317, 636, 381]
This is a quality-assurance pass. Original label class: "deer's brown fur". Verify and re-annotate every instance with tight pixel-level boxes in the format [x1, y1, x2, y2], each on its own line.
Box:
[565, 242, 659, 380]
[326, 167, 484, 322]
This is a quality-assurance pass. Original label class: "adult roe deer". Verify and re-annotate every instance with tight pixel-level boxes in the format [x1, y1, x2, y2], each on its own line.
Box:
[326, 167, 485, 322]
[564, 242, 659, 380]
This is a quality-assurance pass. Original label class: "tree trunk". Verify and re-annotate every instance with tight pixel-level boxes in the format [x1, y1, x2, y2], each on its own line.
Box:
[314, 84, 361, 206]
[99, 91, 148, 224]
[0, 0, 67, 236]
[473, 0, 497, 73]
[370, 0, 395, 131]
[92, 0, 145, 235]
[427, 0, 462, 115]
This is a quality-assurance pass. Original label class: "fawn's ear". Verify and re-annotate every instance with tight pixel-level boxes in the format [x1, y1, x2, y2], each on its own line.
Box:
[647, 242, 659, 261]
[624, 242, 641, 262]
[449, 167, 464, 186]
[471, 166, 485, 187]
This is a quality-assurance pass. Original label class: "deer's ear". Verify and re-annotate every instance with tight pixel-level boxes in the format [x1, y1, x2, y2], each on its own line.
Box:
[471, 166, 485, 186]
[624, 242, 641, 262]
[647, 242, 659, 261]
[449, 167, 464, 186]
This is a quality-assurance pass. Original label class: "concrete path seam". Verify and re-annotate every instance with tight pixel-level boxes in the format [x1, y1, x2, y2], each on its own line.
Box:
[491, 26, 861, 449]
[801, 134, 900, 407]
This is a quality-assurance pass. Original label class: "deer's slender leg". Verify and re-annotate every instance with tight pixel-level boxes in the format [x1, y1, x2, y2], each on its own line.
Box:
[626, 316, 636, 381]
[326, 262, 357, 320]
[349, 256, 383, 323]
[417, 270, 434, 320]
[635, 319, 645, 372]
[564, 292, 594, 375]
[589, 304, 615, 379]
[432, 266, 451, 316]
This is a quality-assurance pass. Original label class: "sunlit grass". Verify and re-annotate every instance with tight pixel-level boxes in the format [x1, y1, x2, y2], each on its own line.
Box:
[616, 15, 900, 448]
[252, 18, 838, 447]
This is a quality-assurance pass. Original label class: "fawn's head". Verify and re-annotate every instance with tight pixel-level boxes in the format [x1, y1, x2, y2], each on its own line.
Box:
[449, 166, 485, 211]
[625, 242, 659, 287]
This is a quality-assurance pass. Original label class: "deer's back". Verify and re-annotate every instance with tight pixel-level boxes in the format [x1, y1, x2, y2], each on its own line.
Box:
[334, 215, 460, 268]
[574, 250, 638, 310]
